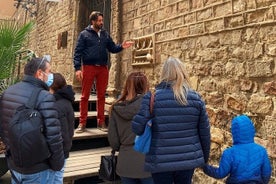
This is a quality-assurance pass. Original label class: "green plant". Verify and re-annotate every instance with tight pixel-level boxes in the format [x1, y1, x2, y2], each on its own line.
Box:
[0, 20, 34, 93]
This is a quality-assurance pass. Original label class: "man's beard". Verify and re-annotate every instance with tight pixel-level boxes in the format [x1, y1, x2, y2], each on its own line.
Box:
[95, 24, 103, 30]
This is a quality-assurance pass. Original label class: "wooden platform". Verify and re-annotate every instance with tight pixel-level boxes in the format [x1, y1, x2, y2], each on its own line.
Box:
[74, 94, 97, 102]
[64, 147, 111, 184]
[73, 128, 108, 140]
[74, 111, 109, 119]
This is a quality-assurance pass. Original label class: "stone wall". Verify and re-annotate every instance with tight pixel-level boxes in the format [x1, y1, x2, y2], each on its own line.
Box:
[117, 0, 276, 183]
[13, 0, 275, 183]
[14, 0, 79, 85]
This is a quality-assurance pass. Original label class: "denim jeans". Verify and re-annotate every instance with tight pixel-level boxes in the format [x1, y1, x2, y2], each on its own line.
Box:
[54, 159, 66, 184]
[151, 169, 194, 184]
[120, 176, 154, 184]
[79, 65, 108, 126]
[10, 169, 55, 184]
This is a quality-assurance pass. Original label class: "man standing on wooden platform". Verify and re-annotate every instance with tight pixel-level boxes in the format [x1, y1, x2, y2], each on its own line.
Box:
[73, 11, 133, 133]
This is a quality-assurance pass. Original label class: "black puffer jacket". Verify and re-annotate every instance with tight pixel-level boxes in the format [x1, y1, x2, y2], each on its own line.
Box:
[0, 75, 64, 174]
[53, 85, 75, 159]
[73, 25, 123, 71]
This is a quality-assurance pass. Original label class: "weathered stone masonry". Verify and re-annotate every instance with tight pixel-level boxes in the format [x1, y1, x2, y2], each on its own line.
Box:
[15, 0, 275, 183]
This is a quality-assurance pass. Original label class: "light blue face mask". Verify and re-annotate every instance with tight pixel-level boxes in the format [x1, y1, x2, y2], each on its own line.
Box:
[45, 73, 54, 87]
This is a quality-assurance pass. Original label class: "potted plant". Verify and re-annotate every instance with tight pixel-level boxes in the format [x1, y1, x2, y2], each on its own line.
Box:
[0, 19, 34, 177]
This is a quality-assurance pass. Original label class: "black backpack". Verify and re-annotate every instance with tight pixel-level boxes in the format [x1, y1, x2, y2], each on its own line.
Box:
[7, 88, 51, 167]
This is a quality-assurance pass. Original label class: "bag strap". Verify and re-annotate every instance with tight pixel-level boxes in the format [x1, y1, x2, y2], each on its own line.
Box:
[25, 88, 43, 109]
[149, 91, 155, 115]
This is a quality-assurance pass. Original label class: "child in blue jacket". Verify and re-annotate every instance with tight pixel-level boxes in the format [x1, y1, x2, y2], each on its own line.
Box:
[203, 115, 271, 184]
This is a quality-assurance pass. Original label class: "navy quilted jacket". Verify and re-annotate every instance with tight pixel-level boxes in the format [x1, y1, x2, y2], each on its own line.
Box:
[203, 115, 272, 184]
[73, 25, 123, 71]
[132, 82, 211, 173]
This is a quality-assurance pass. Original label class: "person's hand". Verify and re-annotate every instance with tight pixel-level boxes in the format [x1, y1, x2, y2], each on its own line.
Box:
[122, 41, 134, 49]
[75, 70, 82, 81]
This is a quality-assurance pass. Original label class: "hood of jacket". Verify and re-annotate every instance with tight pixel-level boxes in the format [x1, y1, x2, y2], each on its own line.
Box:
[112, 95, 143, 121]
[231, 115, 255, 145]
[54, 85, 75, 103]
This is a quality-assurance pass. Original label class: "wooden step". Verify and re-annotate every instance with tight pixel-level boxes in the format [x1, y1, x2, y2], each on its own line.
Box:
[64, 147, 112, 183]
[74, 111, 109, 119]
[74, 94, 97, 102]
[73, 128, 108, 140]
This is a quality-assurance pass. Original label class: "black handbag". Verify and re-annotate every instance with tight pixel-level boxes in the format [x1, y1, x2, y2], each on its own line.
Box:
[98, 150, 120, 181]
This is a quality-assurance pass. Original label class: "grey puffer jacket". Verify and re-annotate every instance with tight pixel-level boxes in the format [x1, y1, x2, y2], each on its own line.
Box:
[108, 95, 152, 178]
[0, 75, 64, 174]
[132, 82, 211, 173]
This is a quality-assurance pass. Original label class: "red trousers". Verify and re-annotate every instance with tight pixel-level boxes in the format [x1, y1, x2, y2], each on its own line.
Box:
[79, 65, 108, 126]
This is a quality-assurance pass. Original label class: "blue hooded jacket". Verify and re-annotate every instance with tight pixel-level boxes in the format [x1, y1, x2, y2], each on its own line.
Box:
[203, 115, 272, 184]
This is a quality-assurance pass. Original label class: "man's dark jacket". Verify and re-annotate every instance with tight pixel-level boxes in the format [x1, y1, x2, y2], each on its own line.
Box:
[73, 25, 123, 71]
[0, 75, 64, 174]
[53, 85, 75, 159]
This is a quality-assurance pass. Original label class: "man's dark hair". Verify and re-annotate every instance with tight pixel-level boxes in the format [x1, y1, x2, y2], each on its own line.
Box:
[89, 11, 103, 23]
[24, 57, 49, 76]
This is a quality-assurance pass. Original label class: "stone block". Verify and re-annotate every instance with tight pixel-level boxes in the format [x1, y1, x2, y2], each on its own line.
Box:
[199, 79, 218, 92]
[189, 23, 204, 35]
[225, 60, 245, 78]
[210, 63, 224, 76]
[205, 18, 225, 32]
[190, 0, 203, 10]
[220, 30, 242, 45]
[184, 12, 196, 24]
[204, 91, 224, 107]
[206, 107, 232, 130]
[255, 0, 276, 8]
[247, 94, 272, 114]
[154, 22, 165, 32]
[211, 127, 224, 144]
[177, 0, 190, 12]
[176, 26, 189, 37]
[197, 7, 213, 21]
[246, 59, 273, 77]
[240, 79, 258, 93]
[225, 15, 244, 28]
[267, 44, 276, 56]
[263, 81, 276, 95]
[214, 2, 232, 17]
[245, 9, 268, 24]
[225, 93, 248, 112]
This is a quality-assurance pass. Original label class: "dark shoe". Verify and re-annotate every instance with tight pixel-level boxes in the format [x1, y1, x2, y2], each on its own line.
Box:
[75, 124, 86, 133]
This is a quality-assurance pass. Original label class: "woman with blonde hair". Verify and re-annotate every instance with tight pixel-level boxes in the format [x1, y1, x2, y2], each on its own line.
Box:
[108, 72, 154, 184]
[132, 57, 211, 184]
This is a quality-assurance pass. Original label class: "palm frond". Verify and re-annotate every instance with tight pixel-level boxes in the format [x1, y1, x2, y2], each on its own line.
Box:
[0, 20, 34, 81]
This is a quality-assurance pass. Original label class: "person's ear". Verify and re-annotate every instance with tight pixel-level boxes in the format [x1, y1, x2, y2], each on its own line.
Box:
[35, 69, 43, 80]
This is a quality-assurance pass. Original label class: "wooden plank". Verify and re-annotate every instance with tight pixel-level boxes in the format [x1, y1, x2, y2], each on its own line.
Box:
[64, 147, 111, 181]
[73, 128, 108, 140]
[74, 111, 108, 119]
[74, 94, 97, 102]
